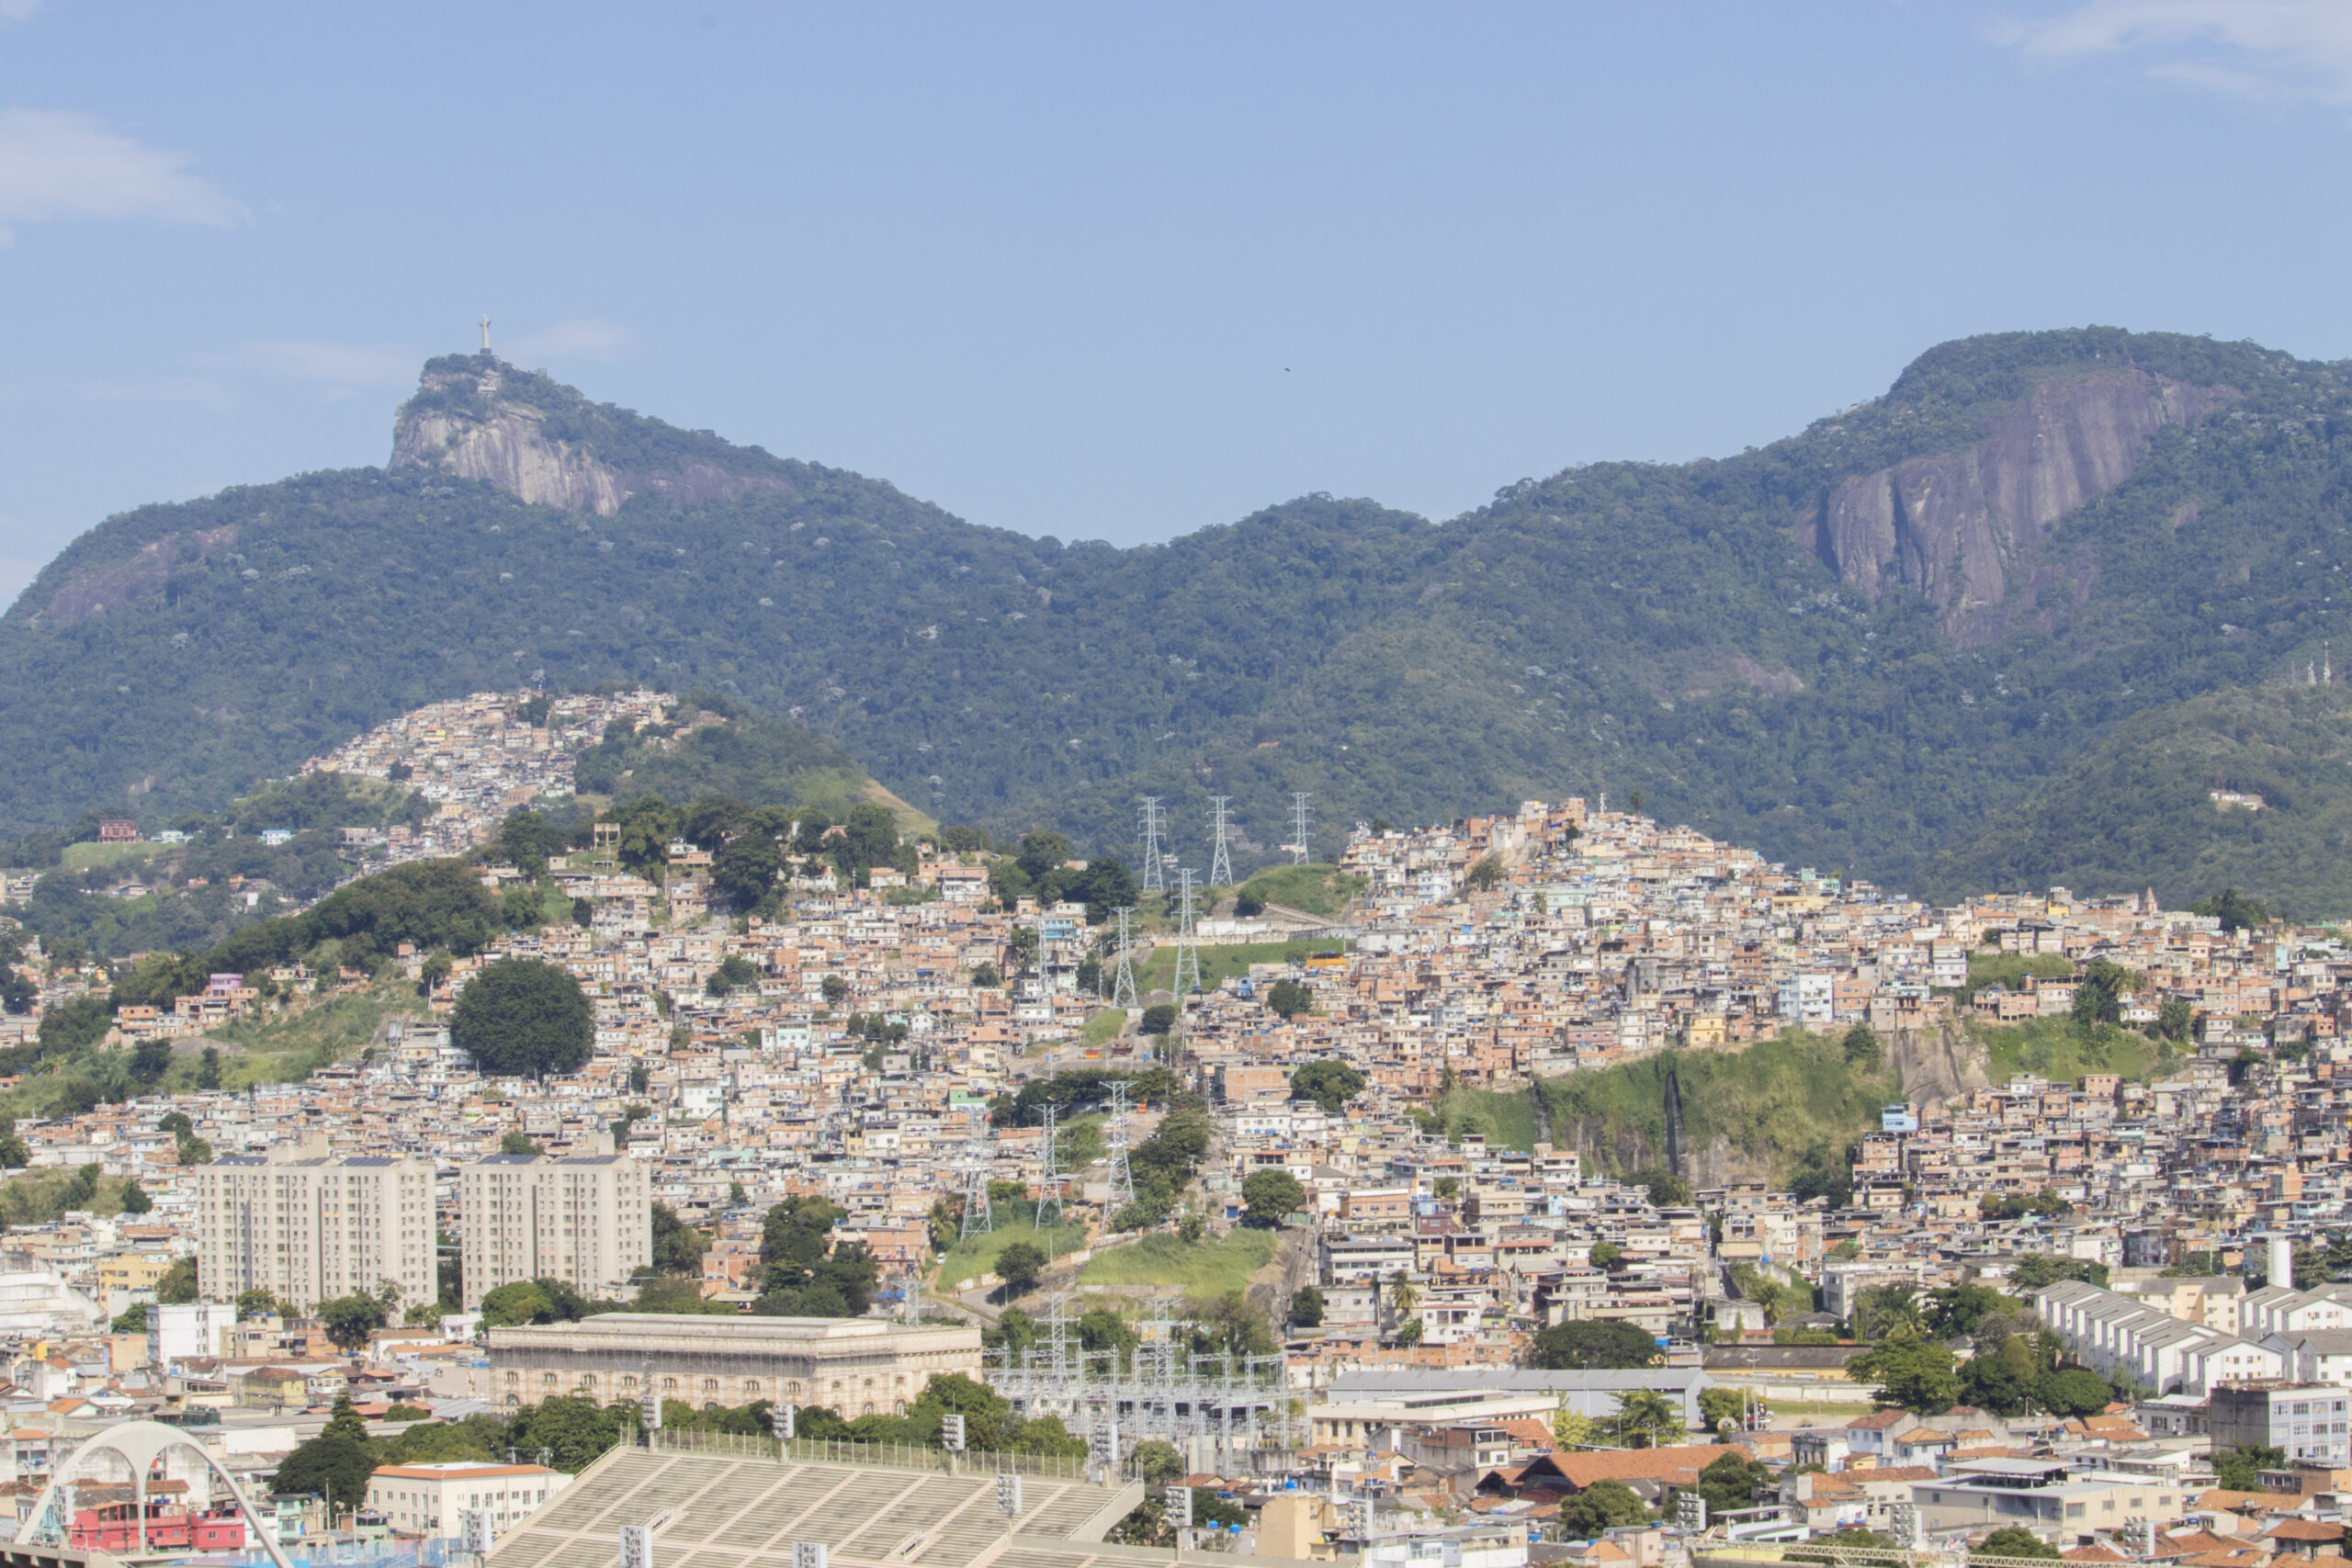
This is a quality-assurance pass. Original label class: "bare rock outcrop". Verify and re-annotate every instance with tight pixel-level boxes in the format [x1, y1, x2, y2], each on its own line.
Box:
[388, 355, 795, 515]
[1887, 1015, 1991, 1111]
[34, 525, 238, 626]
[1802, 369, 2237, 644]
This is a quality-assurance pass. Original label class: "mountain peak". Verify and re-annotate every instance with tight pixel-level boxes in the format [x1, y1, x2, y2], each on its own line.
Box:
[388, 352, 795, 514]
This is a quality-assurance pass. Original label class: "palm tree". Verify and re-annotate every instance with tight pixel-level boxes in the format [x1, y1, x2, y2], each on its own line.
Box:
[1611, 1388, 1685, 1450]
[1385, 1270, 1420, 1339]
[1861, 1283, 1925, 1341]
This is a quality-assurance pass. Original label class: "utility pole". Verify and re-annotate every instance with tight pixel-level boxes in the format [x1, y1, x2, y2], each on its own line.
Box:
[1105, 1081, 1136, 1212]
[1290, 793, 1312, 865]
[1111, 907, 1139, 1009]
[1173, 869, 1202, 998]
[1035, 1104, 1064, 1234]
[1208, 795, 1233, 887]
[1138, 797, 1167, 893]
[957, 1105, 993, 1239]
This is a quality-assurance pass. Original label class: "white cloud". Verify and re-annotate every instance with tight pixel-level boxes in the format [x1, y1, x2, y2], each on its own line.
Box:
[504, 318, 631, 363]
[1991, 0, 2352, 105]
[0, 106, 246, 244]
[0, 0, 43, 23]
[217, 340, 423, 389]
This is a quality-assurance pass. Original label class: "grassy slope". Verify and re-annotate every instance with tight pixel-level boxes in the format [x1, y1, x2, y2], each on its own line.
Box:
[1442, 1019, 2176, 1185]
[1235, 864, 1366, 918]
[933, 1216, 1091, 1290]
[209, 984, 431, 1088]
[1442, 1030, 1897, 1182]
[1080, 1229, 1275, 1293]
[1978, 1017, 2171, 1084]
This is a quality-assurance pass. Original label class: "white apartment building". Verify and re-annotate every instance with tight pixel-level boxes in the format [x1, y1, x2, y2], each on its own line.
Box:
[458, 1143, 650, 1308]
[366, 1461, 569, 1540]
[190, 1134, 435, 1312]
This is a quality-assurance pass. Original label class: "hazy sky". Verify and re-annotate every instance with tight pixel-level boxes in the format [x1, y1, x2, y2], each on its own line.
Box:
[4, 2, 2351, 604]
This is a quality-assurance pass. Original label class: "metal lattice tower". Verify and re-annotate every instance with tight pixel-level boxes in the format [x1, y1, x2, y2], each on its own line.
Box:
[1173, 868, 1203, 997]
[1208, 795, 1233, 886]
[1290, 792, 1313, 864]
[1035, 1104, 1064, 1233]
[1104, 1080, 1137, 1211]
[1110, 907, 1138, 1010]
[1138, 796, 1167, 892]
[956, 1105, 993, 1239]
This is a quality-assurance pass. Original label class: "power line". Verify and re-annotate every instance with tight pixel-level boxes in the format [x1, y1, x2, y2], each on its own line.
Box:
[1208, 795, 1233, 886]
[1110, 906, 1138, 1009]
[1104, 1080, 1136, 1212]
[1138, 796, 1167, 893]
[956, 1105, 993, 1239]
[1035, 1104, 1063, 1234]
[1173, 868, 1203, 998]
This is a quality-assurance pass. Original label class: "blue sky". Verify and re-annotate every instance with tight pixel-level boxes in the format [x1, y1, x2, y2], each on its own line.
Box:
[3, 2, 2350, 604]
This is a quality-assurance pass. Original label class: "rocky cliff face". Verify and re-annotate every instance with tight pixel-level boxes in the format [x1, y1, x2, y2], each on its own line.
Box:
[1797, 369, 2238, 644]
[388, 355, 794, 514]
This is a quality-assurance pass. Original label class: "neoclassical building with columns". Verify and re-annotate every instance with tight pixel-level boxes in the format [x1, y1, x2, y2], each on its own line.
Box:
[487, 1312, 983, 1416]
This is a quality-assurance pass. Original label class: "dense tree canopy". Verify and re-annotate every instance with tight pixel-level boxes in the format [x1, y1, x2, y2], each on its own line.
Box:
[1525, 1319, 1659, 1370]
[453, 957, 593, 1079]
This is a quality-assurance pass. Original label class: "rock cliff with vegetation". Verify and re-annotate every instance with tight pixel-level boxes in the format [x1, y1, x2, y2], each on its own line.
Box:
[6, 327, 2352, 911]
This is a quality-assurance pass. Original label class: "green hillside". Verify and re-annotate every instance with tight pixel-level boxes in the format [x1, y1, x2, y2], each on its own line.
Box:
[1441, 1032, 1897, 1186]
[1934, 683, 2352, 919]
[9, 328, 2352, 908]
[571, 699, 907, 825]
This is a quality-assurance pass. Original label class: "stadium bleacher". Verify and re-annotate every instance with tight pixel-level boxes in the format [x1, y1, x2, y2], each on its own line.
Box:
[486, 1445, 1299, 1568]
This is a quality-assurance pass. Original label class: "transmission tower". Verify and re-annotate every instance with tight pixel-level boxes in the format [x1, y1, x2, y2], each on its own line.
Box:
[1110, 907, 1139, 1009]
[1138, 796, 1167, 893]
[1290, 792, 1312, 865]
[1208, 795, 1233, 886]
[957, 1106, 993, 1239]
[1173, 868, 1203, 998]
[1035, 1104, 1064, 1233]
[1104, 1080, 1136, 1211]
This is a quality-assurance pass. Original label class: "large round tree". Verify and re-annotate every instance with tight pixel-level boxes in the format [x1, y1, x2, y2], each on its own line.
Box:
[453, 957, 593, 1080]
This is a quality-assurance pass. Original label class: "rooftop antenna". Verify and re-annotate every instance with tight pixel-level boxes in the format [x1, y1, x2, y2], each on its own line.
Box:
[1035, 1104, 1064, 1234]
[1173, 868, 1203, 998]
[1209, 795, 1234, 886]
[957, 1104, 993, 1239]
[1138, 796, 1167, 893]
[479, 315, 492, 353]
[1110, 907, 1139, 1010]
[1290, 792, 1313, 865]
[1104, 1080, 1136, 1212]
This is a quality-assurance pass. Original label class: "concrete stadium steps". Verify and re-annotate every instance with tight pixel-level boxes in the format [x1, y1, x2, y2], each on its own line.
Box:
[662, 1464, 799, 1546]
[918, 1506, 1017, 1565]
[487, 1532, 565, 1568]
[1018, 1486, 1116, 1540]
[836, 1475, 992, 1558]
[710, 1472, 846, 1551]
[536, 1453, 666, 1532]
[991, 1548, 1103, 1568]
[535, 1538, 628, 1568]
[490, 1450, 1154, 1568]
[789, 1470, 933, 1544]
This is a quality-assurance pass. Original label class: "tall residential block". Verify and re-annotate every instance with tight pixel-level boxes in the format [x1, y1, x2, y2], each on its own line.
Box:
[191, 1134, 435, 1312]
[459, 1142, 650, 1308]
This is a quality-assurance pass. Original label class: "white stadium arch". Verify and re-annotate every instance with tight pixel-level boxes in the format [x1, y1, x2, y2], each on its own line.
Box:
[12, 1419, 297, 1568]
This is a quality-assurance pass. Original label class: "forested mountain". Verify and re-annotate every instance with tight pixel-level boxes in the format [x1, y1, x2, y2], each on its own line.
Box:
[6, 329, 2352, 908]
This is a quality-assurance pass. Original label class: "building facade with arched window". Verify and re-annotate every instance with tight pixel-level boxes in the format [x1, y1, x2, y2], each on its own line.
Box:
[485, 1313, 981, 1417]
